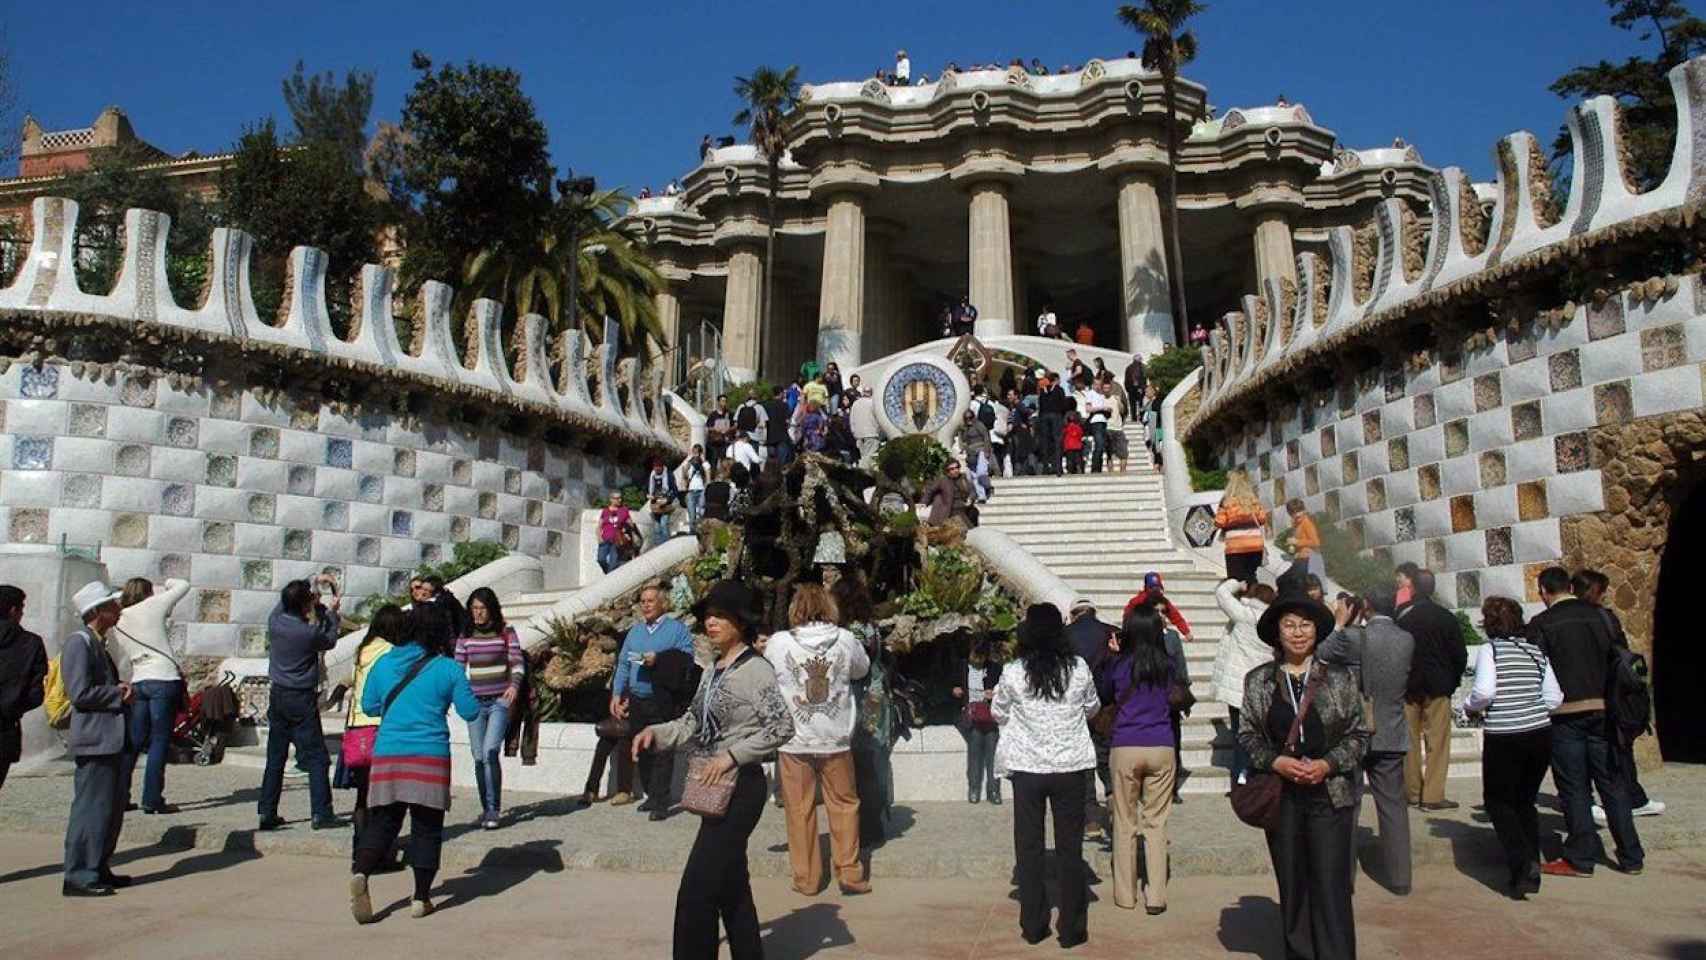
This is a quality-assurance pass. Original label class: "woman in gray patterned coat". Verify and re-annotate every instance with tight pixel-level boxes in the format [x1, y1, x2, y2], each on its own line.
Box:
[634, 580, 794, 960]
[1237, 596, 1369, 960]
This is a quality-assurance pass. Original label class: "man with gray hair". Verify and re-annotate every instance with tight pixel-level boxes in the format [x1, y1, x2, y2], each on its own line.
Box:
[61, 581, 130, 896]
[849, 386, 880, 467]
[1322, 584, 1416, 894]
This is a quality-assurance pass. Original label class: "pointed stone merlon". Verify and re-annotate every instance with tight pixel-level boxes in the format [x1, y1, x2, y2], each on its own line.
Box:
[0, 196, 681, 453]
[1195, 53, 1706, 417]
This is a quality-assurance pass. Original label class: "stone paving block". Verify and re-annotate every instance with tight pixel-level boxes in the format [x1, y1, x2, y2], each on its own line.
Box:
[1511, 517, 1562, 562]
[235, 523, 284, 558]
[1546, 469, 1606, 516]
[101, 476, 165, 512]
[1, 470, 62, 507]
[313, 467, 359, 502]
[106, 405, 165, 444]
[150, 447, 208, 484]
[3, 398, 66, 435]
[197, 418, 249, 455]
[1473, 486, 1518, 528]
[278, 429, 323, 465]
[1580, 332, 1643, 385]
[1468, 408, 1514, 453]
[271, 494, 322, 530]
[1631, 363, 1703, 418]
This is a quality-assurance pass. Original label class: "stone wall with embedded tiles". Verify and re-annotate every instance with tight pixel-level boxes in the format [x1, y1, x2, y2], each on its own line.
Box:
[0, 360, 634, 657]
[1212, 274, 1706, 612]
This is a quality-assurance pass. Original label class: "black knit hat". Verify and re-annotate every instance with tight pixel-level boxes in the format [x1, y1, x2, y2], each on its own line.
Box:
[691, 580, 763, 634]
[1256, 595, 1336, 648]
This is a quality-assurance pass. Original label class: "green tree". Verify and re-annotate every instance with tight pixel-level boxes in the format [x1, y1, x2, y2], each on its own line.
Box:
[1118, 0, 1204, 347]
[732, 65, 802, 372]
[1550, 1, 1706, 190]
[383, 51, 555, 313]
[57, 142, 216, 305]
[218, 119, 380, 333]
[281, 59, 375, 172]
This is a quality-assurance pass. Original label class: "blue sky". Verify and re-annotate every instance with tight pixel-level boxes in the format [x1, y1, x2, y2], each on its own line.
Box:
[6, 1, 1665, 192]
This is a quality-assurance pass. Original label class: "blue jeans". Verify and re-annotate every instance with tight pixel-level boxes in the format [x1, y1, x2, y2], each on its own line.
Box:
[685, 489, 705, 531]
[598, 541, 621, 574]
[1550, 712, 1643, 871]
[127, 679, 180, 810]
[652, 510, 672, 543]
[467, 697, 510, 817]
[258, 686, 333, 821]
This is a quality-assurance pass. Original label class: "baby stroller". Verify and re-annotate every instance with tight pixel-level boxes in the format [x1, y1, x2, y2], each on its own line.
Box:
[170, 671, 240, 766]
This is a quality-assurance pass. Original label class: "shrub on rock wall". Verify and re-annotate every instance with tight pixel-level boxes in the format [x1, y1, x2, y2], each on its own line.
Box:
[348, 539, 509, 622]
[1317, 521, 1394, 597]
[1145, 345, 1203, 401]
[876, 434, 951, 489]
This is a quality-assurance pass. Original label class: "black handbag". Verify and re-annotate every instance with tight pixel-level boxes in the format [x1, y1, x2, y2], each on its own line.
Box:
[1229, 670, 1318, 831]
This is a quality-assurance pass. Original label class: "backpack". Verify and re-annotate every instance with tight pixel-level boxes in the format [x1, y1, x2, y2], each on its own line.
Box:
[1606, 646, 1652, 737]
[736, 403, 759, 434]
[976, 400, 996, 430]
[43, 656, 72, 730]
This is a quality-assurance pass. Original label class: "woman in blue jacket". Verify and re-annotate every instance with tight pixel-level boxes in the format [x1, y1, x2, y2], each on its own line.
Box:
[349, 604, 480, 924]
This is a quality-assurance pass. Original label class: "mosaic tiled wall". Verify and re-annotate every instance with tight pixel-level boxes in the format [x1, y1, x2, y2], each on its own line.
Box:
[0, 360, 633, 656]
[1215, 276, 1706, 611]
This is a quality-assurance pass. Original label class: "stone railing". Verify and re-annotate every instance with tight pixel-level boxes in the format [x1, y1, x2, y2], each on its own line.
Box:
[0, 197, 689, 657]
[1181, 56, 1706, 613]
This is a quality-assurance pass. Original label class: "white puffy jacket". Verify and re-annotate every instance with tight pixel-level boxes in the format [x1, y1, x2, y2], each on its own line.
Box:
[1209, 579, 1273, 709]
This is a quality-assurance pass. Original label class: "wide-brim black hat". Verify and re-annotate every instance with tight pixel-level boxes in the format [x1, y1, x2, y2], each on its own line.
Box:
[1256, 595, 1336, 647]
[1017, 602, 1065, 647]
[691, 580, 763, 633]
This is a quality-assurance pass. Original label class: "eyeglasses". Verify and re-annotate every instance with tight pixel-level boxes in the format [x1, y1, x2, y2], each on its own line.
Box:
[1278, 618, 1316, 635]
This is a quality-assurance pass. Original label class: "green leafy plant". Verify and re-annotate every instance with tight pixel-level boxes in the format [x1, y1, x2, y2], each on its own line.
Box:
[1144, 344, 1204, 401]
[723, 379, 776, 409]
[1189, 464, 1227, 492]
[1457, 609, 1486, 646]
[691, 552, 728, 582]
[1318, 521, 1394, 596]
[916, 547, 982, 615]
[883, 510, 921, 536]
[876, 435, 951, 488]
[976, 586, 1020, 635]
[619, 485, 647, 509]
[347, 540, 509, 623]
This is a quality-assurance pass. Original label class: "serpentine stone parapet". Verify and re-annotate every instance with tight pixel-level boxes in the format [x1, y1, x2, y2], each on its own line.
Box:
[1187, 56, 1706, 442]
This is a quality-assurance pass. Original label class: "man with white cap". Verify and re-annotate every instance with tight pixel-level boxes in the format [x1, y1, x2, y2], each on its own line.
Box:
[1065, 597, 1116, 838]
[61, 580, 130, 897]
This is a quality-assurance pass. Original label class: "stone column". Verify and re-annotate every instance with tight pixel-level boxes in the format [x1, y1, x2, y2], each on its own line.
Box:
[861, 221, 900, 367]
[816, 193, 867, 371]
[967, 181, 1016, 337]
[721, 243, 763, 384]
[1252, 209, 1298, 290]
[653, 285, 681, 387]
[1116, 172, 1174, 355]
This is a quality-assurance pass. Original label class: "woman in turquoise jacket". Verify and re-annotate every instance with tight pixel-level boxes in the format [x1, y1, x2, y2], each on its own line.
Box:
[349, 604, 480, 925]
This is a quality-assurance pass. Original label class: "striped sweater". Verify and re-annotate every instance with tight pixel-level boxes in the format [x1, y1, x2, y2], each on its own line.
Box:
[1216, 504, 1268, 556]
[453, 626, 524, 699]
[1465, 637, 1563, 735]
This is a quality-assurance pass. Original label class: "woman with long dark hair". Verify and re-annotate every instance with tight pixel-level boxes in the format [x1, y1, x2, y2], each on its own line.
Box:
[633, 581, 794, 959]
[1099, 605, 1179, 914]
[350, 603, 480, 923]
[455, 587, 524, 830]
[340, 604, 404, 865]
[992, 604, 1099, 949]
[1237, 596, 1370, 960]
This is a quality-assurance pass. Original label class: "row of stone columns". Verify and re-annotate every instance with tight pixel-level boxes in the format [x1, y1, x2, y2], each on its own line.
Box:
[670, 170, 1300, 384]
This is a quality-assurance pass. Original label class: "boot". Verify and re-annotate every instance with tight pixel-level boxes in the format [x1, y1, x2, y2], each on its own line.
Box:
[986, 781, 1003, 805]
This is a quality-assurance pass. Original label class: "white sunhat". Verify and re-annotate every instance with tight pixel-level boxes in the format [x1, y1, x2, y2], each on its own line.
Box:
[72, 580, 122, 617]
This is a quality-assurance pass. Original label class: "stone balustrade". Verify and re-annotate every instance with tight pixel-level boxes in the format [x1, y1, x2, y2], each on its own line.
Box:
[1183, 56, 1706, 616]
[0, 197, 690, 657]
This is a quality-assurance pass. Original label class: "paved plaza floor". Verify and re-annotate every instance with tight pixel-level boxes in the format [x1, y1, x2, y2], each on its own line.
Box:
[1, 763, 1701, 958]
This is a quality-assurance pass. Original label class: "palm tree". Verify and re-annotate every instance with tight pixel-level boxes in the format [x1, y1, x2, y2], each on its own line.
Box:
[460, 187, 665, 358]
[732, 65, 802, 372]
[1118, 0, 1204, 346]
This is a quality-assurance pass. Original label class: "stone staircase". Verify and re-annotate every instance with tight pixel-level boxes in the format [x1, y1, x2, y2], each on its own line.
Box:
[980, 425, 1482, 795]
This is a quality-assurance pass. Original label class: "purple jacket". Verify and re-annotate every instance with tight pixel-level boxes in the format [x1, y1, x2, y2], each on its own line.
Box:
[1095, 654, 1174, 749]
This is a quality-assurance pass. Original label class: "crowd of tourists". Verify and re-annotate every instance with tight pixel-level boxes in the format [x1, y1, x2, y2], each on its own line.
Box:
[873, 48, 1146, 86]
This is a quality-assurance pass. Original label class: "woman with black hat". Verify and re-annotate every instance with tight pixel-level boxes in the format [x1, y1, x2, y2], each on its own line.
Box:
[991, 603, 1100, 949]
[633, 580, 794, 960]
[1237, 595, 1370, 960]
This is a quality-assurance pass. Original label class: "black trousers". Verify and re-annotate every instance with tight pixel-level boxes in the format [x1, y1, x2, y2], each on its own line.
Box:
[1226, 551, 1262, 583]
[1266, 785, 1356, 960]
[584, 730, 635, 796]
[1481, 728, 1551, 888]
[355, 802, 445, 874]
[1012, 771, 1088, 946]
[1037, 413, 1064, 475]
[630, 697, 674, 805]
[675, 765, 767, 960]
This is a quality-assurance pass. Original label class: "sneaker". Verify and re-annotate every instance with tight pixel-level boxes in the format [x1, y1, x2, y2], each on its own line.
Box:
[258, 815, 287, 831]
[482, 815, 500, 830]
[607, 792, 636, 806]
[350, 875, 374, 924]
[1084, 821, 1106, 841]
[1632, 800, 1666, 817]
[1617, 861, 1644, 876]
[1540, 859, 1591, 879]
[410, 898, 434, 919]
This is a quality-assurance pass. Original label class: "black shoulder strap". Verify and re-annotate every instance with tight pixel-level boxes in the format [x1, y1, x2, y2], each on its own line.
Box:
[381, 653, 436, 716]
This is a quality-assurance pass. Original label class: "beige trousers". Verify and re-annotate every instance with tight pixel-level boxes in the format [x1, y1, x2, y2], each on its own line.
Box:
[1109, 745, 1175, 909]
[1404, 697, 1453, 804]
[778, 751, 864, 892]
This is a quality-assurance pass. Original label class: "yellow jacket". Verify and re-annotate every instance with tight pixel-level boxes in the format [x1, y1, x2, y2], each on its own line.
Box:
[346, 638, 395, 728]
